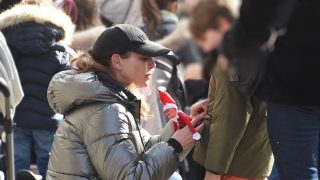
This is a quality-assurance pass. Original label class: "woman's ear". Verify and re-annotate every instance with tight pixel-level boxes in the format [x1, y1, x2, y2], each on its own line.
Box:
[110, 54, 123, 71]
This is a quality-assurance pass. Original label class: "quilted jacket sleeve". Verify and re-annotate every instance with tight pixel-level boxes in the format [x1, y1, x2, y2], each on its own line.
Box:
[83, 103, 180, 180]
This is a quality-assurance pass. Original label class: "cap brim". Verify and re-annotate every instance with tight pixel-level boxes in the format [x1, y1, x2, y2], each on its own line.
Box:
[133, 41, 170, 57]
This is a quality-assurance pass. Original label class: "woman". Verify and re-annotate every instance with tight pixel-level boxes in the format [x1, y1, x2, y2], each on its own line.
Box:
[47, 24, 205, 179]
[141, 0, 179, 40]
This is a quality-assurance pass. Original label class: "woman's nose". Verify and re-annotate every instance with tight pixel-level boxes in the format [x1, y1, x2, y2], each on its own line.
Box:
[148, 58, 156, 69]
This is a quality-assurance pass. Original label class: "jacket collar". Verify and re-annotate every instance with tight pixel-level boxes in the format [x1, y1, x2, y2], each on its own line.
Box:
[97, 71, 141, 119]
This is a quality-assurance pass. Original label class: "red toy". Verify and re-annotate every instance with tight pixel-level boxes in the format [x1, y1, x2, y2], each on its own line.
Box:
[158, 86, 201, 140]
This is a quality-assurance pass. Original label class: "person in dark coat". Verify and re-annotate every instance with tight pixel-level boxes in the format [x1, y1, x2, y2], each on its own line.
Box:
[220, 0, 320, 179]
[0, 0, 74, 178]
[0, 0, 20, 13]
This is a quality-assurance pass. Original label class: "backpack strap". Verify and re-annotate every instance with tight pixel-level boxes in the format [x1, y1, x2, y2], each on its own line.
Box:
[155, 60, 175, 74]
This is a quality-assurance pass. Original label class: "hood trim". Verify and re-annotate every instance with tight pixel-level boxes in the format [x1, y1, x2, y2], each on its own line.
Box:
[0, 4, 75, 45]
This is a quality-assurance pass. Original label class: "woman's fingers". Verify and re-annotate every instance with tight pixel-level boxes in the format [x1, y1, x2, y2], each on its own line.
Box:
[195, 122, 204, 132]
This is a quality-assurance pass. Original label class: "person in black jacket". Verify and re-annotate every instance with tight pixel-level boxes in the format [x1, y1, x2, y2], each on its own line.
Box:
[219, 0, 320, 179]
[0, 0, 74, 178]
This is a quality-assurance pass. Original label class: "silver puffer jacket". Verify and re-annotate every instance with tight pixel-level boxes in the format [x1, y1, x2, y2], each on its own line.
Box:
[46, 70, 180, 180]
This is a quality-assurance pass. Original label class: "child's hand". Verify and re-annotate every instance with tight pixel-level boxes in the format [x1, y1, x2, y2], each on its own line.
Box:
[190, 99, 208, 117]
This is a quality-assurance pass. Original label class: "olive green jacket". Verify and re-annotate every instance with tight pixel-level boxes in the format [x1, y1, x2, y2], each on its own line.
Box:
[193, 67, 274, 178]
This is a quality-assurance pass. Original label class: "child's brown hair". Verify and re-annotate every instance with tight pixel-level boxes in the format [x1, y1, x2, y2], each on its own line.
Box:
[189, 0, 235, 41]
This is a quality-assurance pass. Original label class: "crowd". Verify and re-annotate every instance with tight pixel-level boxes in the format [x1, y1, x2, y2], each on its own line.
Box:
[0, 0, 319, 180]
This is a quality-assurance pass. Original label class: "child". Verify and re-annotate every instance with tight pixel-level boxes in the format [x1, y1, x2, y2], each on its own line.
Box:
[189, 1, 274, 179]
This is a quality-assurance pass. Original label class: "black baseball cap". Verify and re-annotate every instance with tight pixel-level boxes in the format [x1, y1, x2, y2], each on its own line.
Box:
[92, 24, 170, 59]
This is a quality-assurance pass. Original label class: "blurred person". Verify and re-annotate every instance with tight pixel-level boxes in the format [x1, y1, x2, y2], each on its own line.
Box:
[124, 0, 144, 25]
[0, 0, 74, 178]
[56, 0, 100, 31]
[219, 0, 320, 179]
[189, 1, 273, 180]
[97, 0, 143, 27]
[66, 0, 143, 51]
[54, 0, 106, 50]
[159, 0, 240, 50]
[46, 24, 205, 180]
[154, 0, 204, 106]
[189, 1, 234, 53]
[141, 0, 179, 41]
[144, 0, 204, 105]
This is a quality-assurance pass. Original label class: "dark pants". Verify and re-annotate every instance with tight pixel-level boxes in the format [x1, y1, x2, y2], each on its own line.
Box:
[268, 165, 280, 180]
[267, 103, 320, 180]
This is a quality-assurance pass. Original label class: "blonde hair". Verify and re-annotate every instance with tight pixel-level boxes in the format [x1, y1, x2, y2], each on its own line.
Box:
[70, 50, 150, 118]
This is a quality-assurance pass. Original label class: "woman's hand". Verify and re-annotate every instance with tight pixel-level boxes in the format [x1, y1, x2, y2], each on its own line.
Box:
[190, 99, 208, 117]
[171, 114, 204, 151]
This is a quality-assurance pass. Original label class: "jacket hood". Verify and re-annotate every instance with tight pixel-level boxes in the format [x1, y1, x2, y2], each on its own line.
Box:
[48, 70, 135, 115]
[0, 4, 74, 45]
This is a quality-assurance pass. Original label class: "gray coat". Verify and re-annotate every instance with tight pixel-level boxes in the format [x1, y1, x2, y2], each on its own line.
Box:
[46, 70, 180, 180]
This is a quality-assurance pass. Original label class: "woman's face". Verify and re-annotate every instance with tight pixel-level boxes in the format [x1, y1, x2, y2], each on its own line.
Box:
[119, 52, 156, 88]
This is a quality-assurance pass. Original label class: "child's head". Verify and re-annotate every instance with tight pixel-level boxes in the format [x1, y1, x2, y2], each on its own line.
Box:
[189, 0, 235, 52]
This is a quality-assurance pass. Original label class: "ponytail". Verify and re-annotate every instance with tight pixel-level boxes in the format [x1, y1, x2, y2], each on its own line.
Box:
[70, 50, 109, 73]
